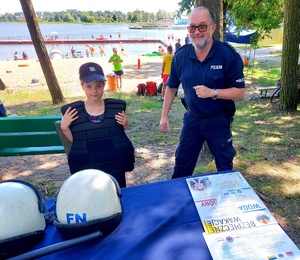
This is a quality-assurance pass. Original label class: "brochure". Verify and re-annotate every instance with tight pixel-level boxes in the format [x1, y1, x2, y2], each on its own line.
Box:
[186, 171, 277, 234]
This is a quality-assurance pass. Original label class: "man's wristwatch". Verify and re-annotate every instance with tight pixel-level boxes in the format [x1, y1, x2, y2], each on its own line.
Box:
[212, 89, 218, 100]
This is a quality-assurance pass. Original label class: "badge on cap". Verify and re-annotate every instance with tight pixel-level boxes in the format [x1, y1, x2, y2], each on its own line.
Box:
[89, 66, 96, 72]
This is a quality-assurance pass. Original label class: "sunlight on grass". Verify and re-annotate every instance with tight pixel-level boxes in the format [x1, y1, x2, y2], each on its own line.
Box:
[246, 60, 281, 86]
[268, 50, 282, 56]
[263, 136, 281, 143]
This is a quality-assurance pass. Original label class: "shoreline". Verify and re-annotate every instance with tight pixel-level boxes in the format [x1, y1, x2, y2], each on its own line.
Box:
[0, 38, 167, 46]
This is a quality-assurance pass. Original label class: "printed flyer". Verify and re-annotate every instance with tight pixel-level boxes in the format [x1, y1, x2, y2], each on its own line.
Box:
[203, 224, 300, 260]
[186, 172, 277, 234]
[186, 171, 278, 234]
[186, 171, 300, 259]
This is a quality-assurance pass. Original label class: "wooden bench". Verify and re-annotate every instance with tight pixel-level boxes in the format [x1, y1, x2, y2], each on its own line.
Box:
[255, 86, 280, 98]
[0, 116, 66, 157]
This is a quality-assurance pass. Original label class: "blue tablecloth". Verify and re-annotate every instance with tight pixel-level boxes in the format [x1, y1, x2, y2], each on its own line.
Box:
[32, 173, 219, 260]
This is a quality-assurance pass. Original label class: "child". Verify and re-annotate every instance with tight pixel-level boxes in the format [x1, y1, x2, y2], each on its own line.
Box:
[160, 45, 174, 101]
[108, 48, 123, 90]
[60, 62, 135, 188]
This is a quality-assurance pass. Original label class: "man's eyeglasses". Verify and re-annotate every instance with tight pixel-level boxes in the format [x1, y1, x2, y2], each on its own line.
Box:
[187, 24, 210, 33]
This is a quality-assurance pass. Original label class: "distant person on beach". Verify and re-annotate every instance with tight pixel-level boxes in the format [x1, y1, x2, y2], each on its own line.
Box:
[85, 45, 90, 58]
[108, 48, 123, 90]
[175, 39, 181, 51]
[159, 6, 245, 179]
[22, 51, 28, 60]
[60, 62, 135, 187]
[71, 46, 77, 58]
[119, 42, 127, 56]
[160, 45, 173, 102]
[13, 52, 21, 60]
[89, 45, 95, 57]
[99, 47, 106, 57]
[0, 78, 7, 117]
[158, 46, 165, 55]
[120, 48, 127, 56]
[185, 34, 190, 44]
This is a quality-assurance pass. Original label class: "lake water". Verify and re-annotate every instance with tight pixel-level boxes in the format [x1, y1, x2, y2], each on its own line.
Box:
[0, 23, 188, 60]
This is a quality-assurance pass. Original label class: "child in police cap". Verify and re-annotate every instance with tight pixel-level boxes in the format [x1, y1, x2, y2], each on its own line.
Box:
[60, 62, 135, 188]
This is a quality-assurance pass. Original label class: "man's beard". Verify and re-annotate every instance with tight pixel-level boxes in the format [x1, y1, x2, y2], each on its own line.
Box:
[191, 28, 213, 50]
[192, 37, 209, 50]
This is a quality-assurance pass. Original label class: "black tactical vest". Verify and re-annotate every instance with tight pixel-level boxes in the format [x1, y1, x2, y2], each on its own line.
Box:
[61, 98, 135, 174]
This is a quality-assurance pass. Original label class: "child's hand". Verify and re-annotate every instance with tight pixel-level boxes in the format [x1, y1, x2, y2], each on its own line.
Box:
[115, 111, 129, 129]
[61, 107, 78, 130]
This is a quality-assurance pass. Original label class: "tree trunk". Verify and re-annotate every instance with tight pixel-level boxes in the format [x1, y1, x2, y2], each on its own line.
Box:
[195, 0, 224, 41]
[279, 0, 300, 112]
[19, 0, 65, 104]
[297, 63, 300, 105]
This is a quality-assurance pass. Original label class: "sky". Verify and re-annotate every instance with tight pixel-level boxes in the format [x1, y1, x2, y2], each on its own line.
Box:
[3, 0, 180, 14]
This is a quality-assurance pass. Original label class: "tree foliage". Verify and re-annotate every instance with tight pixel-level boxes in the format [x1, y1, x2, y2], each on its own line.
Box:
[0, 9, 174, 24]
[177, 0, 284, 44]
[224, 0, 284, 40]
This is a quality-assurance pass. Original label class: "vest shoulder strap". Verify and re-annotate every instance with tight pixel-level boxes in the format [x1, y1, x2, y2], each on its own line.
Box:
[105, 98, 126, 110]
[61, 101, 84, 115]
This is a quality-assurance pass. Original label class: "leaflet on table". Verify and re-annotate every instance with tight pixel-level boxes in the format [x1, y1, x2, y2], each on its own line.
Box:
[186, 171, 277, 234]
[203, 224, 300, 260]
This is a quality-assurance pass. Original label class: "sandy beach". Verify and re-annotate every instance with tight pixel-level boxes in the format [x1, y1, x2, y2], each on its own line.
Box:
[1, 55, 164, 97]
[1, 44, 283, 98]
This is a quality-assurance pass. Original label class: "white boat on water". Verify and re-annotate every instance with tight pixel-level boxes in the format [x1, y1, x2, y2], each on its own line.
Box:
[129, 24, 143, 29]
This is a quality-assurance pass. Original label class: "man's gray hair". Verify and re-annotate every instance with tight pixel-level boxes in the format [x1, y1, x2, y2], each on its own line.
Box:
[189, 6, 216, 24]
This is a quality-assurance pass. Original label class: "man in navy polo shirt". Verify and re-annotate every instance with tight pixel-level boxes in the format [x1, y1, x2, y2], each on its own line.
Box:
[159, 6, 245, 179]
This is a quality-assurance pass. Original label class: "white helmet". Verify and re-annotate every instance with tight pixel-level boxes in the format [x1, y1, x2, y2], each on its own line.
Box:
[54, 169, 122, 238]
[0, 180, 46, 258]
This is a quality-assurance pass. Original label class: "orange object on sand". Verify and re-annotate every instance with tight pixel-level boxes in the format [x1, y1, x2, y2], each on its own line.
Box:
[243, 58, 249, 67]
[18, 64, 30, 67]
[106, 75, 118, 91]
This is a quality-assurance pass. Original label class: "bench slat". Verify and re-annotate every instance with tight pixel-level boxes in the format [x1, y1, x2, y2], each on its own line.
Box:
[0, 146, 65, 156]
[255, 86, 280, 98]
[0, 132, 62, 148]
[0, 116, 62, 132]
[256, 86, 280, 91]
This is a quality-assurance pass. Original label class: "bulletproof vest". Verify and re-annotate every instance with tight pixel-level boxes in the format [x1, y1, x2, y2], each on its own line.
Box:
[61, 98, 135, 174]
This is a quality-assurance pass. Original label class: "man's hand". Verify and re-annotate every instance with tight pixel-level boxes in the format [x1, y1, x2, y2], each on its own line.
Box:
[159, 116, 170, 134]
[193, 85, 214, 98]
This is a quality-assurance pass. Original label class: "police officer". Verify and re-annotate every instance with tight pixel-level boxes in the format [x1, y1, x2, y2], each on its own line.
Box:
[159, 6, 245, 179]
